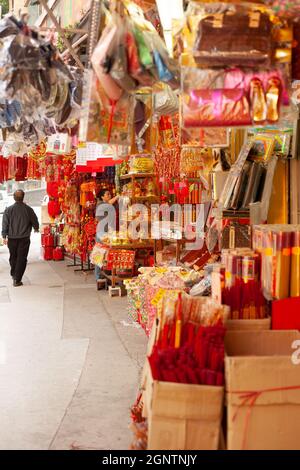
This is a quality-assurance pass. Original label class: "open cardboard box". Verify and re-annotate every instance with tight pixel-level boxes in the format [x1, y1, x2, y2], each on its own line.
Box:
[144, 365, 224, 450]
[225, 330, 300, 450]
[141, 321, 224, 450]
[225, 317, 271, 331]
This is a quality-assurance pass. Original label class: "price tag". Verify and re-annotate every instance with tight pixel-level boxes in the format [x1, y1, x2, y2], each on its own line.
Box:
[151, 289, 166, 306]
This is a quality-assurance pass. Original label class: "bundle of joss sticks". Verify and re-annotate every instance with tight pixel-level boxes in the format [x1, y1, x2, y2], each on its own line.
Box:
[148, 293, 227, 386]
[219, 249, 267, 319]
[222, 278, 267, 320]
[253, 225, 300, 300]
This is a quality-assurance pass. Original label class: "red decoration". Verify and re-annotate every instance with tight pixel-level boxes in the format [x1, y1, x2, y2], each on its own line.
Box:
[43, 246, 54, 261]
[53, 247, 64, 261]
[48, 200, 61, 218]
[47, 182, 59, 198]
[83, 219, 97, 238]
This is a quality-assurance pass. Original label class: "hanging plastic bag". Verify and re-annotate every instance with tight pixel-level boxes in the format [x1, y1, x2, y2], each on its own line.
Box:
[81, 70, 134, 147]
[133, 25, 153, 70]
[109, 16, 137, 92]
[91, 24, 123, 101]
[153, 50, 174, 83]
[126, 29, 142, 76]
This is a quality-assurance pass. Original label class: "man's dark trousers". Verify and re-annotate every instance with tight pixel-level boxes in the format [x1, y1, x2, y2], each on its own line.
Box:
[8, 238, 31, 283]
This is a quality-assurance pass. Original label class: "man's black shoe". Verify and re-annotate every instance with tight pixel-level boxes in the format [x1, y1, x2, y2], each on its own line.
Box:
[13, 281, 23, 287]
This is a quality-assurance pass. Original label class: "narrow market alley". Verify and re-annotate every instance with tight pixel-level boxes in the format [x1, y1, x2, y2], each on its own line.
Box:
[0, 233, 147, 451]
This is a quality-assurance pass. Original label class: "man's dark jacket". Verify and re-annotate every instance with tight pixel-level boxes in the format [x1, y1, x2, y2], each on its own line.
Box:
[2, 202, 39, 239]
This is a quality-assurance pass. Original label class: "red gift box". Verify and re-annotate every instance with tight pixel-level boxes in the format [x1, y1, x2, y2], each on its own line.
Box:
[272, 297, 300, 331]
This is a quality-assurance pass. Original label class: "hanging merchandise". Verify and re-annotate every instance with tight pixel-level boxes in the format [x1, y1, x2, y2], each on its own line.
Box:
[46, 133, 72, 154]
[263, 0, 300, 18]
[153, 85, 179, 118]
[182, 67, 288, 128]
[47, 199, 61, 219]
[62, 224, 82, 255]
[91, 2, 179, 94]
[0, 155, 8, 183]
[47, 182, 59, 199]
[0, 16, 83, 147]
[80, 71, 134, 146]
[133, 92, 153, 153]
[80, 180, 97, 208]
[181, 126, 230, 148]
[192, 4, 273, 67]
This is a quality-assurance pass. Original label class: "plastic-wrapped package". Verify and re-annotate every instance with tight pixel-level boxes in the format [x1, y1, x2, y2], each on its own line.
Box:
[91, 24, 124, 100]
[181, 127, 229, 148]
[182, 66, 288, 128]
[263, 0, 300, 17]
[182, 67, 252, 128]
[0, 15, 78, 144]
[91, 4, 179, 99]
[193, 4, 273, 67]
[80, 69, 134, 146]
[253, 224, 300, 300]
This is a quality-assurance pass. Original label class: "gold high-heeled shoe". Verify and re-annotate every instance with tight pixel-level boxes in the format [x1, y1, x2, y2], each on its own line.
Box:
[266, 77, 281, 123]
[249, 78, 267, 123]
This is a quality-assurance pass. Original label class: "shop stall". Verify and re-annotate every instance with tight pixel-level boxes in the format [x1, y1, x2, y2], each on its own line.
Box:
[0, 0, 300, 452]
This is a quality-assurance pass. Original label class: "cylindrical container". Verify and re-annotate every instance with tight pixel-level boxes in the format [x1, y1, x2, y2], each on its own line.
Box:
[291, 231, 300, 297]
[274, 230, 291, 300]
[43, 246, 53, 261]
[44, 234, 55, 247]
[53, 247, 64, 261]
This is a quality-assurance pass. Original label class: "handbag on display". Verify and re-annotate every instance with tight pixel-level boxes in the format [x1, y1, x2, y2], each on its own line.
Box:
[193, 6, 273, 67]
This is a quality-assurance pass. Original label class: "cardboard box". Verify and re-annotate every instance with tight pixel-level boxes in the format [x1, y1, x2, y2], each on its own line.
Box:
[226, 317, 271, 331]
[144, 368, 224, 450]
[225, 330, 300, 450]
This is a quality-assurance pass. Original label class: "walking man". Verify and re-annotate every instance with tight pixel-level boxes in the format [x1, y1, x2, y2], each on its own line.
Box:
[1, 190, 39, 287]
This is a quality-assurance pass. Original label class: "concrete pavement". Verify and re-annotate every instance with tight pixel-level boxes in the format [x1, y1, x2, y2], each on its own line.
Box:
[0, 233, 147, 450]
